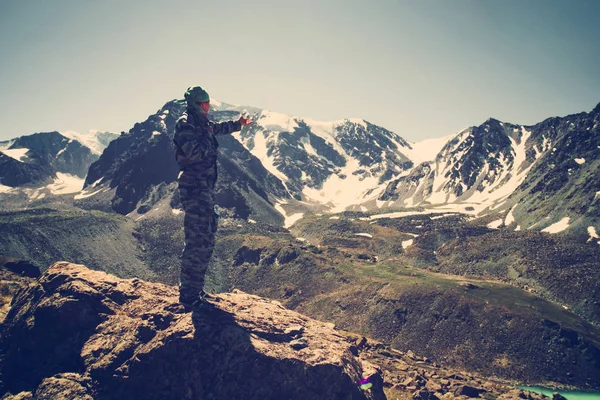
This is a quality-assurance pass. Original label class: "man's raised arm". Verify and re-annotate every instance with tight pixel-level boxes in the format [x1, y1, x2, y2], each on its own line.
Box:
[210, 115, 253, 136]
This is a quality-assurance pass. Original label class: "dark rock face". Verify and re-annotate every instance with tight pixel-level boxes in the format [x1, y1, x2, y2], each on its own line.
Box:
[441, 119, 514, 195]
[214, 134, 289, 220]
[335, 120, 413, 184]
[80, 105, 182, 215]
[379, 163, 432, 202]
[0, 263, 384, 400]
[268, 121, 347, 197]
[0, 151, 51, 187]
[233, 246, 262, 266]
[513, 106, 600, 228]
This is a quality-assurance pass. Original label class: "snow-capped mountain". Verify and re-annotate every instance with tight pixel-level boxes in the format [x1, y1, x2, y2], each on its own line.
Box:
[232, 109, 415, 211]
[0, 130, 118, 193]
[380, 119, 537, 212]
[378, 103, 600, 236]
[81, 101, 289, 224]
[80, 98, 436, 222]
[73, 99, 600, 236]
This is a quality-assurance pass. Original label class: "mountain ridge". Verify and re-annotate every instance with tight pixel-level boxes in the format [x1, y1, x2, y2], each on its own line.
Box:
[1, 100, 598, 237]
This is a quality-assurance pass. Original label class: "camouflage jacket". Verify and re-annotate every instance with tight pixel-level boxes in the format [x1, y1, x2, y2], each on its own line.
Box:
[173, 107, 241, 177]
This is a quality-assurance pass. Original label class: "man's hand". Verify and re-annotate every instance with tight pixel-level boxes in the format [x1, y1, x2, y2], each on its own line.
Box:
[239, 115, 253, 127]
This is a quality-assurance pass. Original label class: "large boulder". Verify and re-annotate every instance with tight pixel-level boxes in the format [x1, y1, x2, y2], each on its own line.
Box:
[0, 262, 384, 400]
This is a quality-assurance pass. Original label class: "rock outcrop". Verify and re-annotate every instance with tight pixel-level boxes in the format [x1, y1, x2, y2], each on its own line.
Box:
[0, 262, 384, 400]
[0, 257, 40, 324]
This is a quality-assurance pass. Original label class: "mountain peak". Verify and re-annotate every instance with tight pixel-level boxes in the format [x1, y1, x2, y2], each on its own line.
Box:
[344, 118, 368, 128]
[60, 130, 119, 155]
[483, 117, 503, 125]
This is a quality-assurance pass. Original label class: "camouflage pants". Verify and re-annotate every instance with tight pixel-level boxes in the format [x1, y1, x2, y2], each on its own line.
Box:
[178, 174, 217, 303]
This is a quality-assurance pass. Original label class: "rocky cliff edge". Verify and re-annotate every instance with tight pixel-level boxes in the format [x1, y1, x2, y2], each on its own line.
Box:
[0, 262, 384, 400]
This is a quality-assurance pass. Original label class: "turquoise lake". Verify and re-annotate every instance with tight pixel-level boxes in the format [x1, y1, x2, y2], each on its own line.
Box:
[519, 386, 600, 400]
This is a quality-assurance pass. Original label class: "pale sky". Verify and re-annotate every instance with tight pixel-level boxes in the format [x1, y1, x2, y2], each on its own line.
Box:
[0, 0, 598, 142]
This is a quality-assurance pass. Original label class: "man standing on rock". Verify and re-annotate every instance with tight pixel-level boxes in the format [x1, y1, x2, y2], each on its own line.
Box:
[173, 86, 253, 309]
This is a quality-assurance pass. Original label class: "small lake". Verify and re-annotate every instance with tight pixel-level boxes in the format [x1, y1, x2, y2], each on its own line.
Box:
[519, 386, 600, 400]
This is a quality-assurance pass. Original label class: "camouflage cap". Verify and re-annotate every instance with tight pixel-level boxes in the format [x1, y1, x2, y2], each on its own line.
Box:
[184, 86, 210, 104]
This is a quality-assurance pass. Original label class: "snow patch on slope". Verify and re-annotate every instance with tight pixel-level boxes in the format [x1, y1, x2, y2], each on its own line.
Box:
[0, 184, 16, 194]
[0, 140, 15, 152]
[504, 205, 517, 225]
[2, 148, 29, 162]
[487, 219, 503, 229]
[47, 173, 84, 194]
[408, 133, 456, 164]
[587, 226, 599, 243]
[274, 202, 303, 228]
[74, 188, 107, 200]
[302, 157, 382, 212]
[60, 130, 109, 155]
[55, 139, 73, 158]
[541, 217, 571, 234]
[250, 130, 289, 183]
[259, 110, 298, 132]
[301, 117, 348, 155]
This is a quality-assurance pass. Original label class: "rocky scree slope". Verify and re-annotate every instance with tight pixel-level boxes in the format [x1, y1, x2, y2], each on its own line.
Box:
[430, 227, 600, 326]
[357, 337, 557, 400]
[0, 262, 384, 400]
[0, 208, 152, 281]
[367, 211, 600, 326]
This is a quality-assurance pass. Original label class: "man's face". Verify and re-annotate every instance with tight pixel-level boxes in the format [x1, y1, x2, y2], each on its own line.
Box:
[199, 101, 210, 114]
